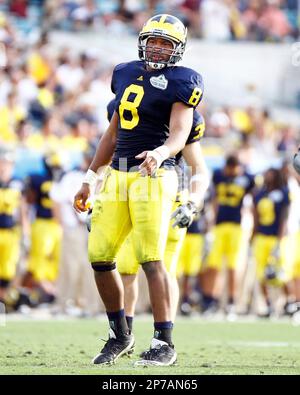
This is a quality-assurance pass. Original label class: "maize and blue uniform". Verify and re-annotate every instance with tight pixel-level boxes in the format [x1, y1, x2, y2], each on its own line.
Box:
[26, 174, 62, 282]
[287, 231, 300, 280]
[207, 170, 255, 270]
[117, 110, 205, 277]
[0, 179, 23, 284]
[89, 60, 204, 265]
[253, 187, 290, 282]
[177, 212, 207, 277]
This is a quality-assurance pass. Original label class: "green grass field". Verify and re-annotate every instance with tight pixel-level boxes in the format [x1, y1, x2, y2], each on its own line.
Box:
[1, 316, 300, 375]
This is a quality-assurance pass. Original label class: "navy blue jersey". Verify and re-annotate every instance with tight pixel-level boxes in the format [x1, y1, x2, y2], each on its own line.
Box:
[110, 60, 204, 171]
[0, 179, 23, 228]
[176, 111, 205, 162]
[107, 100, 205, 163]
[107, 98, 116, 122]
[213, 170, 255, 224]
[26, 174, 54, 219]
[176, 111, 205, 192]
[254, 187, 290, 236]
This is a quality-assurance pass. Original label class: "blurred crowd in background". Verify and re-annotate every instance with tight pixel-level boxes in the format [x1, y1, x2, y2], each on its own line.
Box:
[0, 2, 300, 321]
[1, 0, 299, 41]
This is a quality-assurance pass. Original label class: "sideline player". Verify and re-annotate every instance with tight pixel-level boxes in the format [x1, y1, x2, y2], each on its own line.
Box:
[0, 146, 28, 305]
[116, 110, 208, 331]
[74, 14, 204, 366]
[251, 167, 290, 317]
[202, 154, 255, 314]
[23, 152, 64, 303]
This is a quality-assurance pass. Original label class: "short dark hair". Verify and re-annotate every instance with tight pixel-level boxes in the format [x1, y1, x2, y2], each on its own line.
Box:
[225, 154, 240, 168]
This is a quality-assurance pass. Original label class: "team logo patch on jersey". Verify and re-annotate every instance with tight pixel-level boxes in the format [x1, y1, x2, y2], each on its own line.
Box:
[150, 74, 168, 90]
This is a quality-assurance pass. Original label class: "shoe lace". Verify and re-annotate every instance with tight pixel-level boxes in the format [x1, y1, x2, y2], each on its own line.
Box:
[100, 337, 123, 355]
[144, 345, 169, 360]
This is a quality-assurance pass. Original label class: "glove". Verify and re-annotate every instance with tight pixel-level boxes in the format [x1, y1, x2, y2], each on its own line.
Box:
[293, 149, 300, 175]
[86, 208, 93, 232]
[171, 201, 197, 228]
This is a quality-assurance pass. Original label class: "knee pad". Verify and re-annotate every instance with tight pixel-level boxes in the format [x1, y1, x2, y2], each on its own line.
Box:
[91, 262, 116, 272]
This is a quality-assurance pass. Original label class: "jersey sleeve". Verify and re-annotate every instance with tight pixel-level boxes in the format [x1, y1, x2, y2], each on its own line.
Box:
[175, 69, 204, 109]
[186, 112, 205, 144]
[110, 62, 129, 95]
[111, 66, 117, 94]
[106, 98, 116, 122]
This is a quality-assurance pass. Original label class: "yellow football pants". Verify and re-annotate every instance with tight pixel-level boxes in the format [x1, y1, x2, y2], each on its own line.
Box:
[177, 233, 204, 277]
[207, 222, 243, 270]
[89, 167, 178, 264]
[0, 228, 20, 282]
[27, 218, 62, 282]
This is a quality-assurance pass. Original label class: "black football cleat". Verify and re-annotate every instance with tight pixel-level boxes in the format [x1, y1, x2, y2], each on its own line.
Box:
[92, 329, 135, 365]
[134, 338, 177, 367]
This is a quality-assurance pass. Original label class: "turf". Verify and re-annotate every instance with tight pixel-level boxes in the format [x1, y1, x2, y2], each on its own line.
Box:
[0, 316, 300, 375]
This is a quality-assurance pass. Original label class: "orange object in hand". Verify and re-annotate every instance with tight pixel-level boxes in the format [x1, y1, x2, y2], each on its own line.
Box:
[75, 199, 91, 211]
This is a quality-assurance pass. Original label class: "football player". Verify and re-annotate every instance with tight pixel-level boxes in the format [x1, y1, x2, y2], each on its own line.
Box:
[116, 109, 208, 332]
[278, 160, 300, 316]
[251, 167, 290, 317]
[0, 146, 28, 304]
[202, 154, 255, 315]
[74, 14, 204, 366]
[177, 199, 211, 316]
[23, 151, 64, 302]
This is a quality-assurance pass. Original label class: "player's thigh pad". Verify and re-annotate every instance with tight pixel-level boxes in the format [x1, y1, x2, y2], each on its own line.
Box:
[129, 169, 178, 263]
[88, 168, 132, 263]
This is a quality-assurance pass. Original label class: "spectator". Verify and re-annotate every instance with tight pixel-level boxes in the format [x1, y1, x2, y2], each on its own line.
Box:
[257, 0, 292, 41]
[201, 0, 232, 40]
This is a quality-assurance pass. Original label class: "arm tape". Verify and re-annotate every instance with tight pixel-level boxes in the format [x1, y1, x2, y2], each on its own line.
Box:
[83, 169, 98, 186]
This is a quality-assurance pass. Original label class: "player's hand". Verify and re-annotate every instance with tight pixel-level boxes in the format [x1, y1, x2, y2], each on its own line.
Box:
[293, 148, 300, 174]
[136, 151, 160, 176]
[73, 183, 91, 213]
[171, 201, 197, 228]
